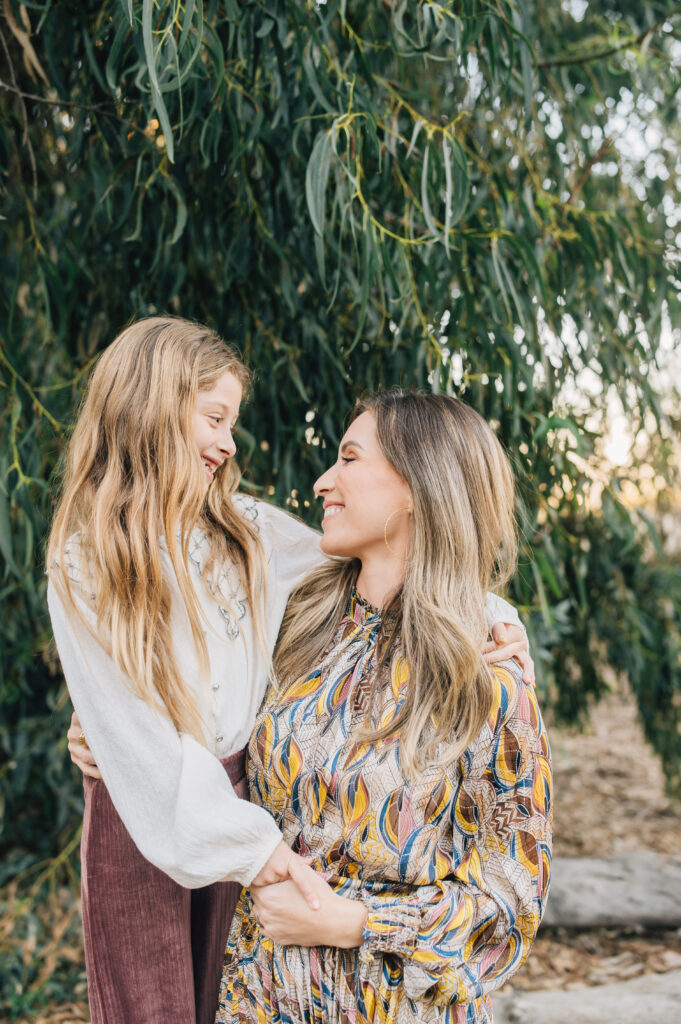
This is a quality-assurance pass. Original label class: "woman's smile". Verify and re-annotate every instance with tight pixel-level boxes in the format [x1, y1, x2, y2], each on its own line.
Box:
[321, 502, 345, 524]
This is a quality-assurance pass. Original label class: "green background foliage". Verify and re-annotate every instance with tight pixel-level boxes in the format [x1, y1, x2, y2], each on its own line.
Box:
[1, 0, 681, 1011]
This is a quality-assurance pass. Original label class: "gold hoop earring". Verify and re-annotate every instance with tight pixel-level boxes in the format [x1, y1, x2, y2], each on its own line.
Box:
[383, 506, 412, 560]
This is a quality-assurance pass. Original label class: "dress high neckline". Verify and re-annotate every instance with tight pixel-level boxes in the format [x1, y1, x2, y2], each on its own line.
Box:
[348, 586, 399, 630]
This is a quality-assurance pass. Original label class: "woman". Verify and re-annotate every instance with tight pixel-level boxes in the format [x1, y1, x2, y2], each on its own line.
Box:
[217, 391, 552, 1023]
[52, 318, 529, 1024]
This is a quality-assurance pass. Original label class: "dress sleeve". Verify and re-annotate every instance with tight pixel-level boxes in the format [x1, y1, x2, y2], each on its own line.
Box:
[358, 662, 552, 1008]
[47, 576, 283, 889]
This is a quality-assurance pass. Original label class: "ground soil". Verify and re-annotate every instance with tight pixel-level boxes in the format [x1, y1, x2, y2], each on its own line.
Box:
[23, 687, 681, 1021]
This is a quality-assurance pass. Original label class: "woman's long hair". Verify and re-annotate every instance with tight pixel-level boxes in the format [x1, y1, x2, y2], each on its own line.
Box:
[47, 316, 267, 743]
[274, 390, 518, 772]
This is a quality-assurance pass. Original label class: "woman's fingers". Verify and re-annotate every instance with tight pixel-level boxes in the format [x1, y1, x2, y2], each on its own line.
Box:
[67, 735, 97, 765]
[287, 856, 321, 911]
[66, 711, 102, 777]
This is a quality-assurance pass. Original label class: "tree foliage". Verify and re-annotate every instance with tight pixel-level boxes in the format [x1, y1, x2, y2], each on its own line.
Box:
[1, 0, 681, 962]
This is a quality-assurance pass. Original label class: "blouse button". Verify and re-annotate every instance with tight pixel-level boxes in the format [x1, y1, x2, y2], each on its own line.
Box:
[212, 683, 219, 691]
[216, 734, 224, 743]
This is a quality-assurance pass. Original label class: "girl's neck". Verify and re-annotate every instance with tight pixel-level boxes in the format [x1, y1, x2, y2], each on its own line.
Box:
[355, 555, 405, 610]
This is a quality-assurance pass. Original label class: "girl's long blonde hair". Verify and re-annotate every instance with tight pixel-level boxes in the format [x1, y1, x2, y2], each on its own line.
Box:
[47, 316, 267, 742]
[274, 390, 518, 772]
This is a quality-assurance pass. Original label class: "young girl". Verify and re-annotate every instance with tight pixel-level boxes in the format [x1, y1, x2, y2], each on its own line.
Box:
[50, 318, 530, 1024]
[217, 391, 552, 1024]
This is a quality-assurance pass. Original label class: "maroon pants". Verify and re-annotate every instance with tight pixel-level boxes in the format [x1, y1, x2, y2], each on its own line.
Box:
[81, 750, 248, 1024]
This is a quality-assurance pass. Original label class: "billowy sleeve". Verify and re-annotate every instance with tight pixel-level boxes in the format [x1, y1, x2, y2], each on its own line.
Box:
[47, 577, 283, 889]
[358, 661, 552, 1009]
[484, 592, 526, 636]
[256, 501, 326, 594]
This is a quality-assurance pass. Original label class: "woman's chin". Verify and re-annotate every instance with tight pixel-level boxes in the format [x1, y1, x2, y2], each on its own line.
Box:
[320, 533, 352, 558]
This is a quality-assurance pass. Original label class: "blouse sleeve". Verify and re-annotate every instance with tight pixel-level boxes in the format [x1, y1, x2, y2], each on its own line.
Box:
[256, 500, 325, 593]
[484, 592, 526, 636]
[47, 576, 283, 890]
[358, 662, 552, 1008]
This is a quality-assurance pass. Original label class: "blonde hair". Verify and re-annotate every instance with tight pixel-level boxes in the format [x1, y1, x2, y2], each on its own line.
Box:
[274, 390, 517, 772]
[47, 316, 267, 742]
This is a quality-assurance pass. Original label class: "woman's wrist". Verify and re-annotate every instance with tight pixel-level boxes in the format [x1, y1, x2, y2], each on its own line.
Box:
[329, 894, 367, 948]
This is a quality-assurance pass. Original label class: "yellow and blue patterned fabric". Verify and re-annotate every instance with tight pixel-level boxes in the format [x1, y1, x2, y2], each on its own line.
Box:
[217, 589, 552, 1023]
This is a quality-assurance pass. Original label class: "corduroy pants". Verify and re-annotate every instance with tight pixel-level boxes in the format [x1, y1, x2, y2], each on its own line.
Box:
[80, 749, 248, 1024]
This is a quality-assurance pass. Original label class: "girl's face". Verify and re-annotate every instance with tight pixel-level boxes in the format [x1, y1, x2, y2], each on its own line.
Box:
[314, 411, 412, 561]
[192, 371, 243, 487]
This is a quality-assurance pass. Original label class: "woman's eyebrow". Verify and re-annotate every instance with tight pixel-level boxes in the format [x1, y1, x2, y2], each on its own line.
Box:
[339, 439, 365, 453]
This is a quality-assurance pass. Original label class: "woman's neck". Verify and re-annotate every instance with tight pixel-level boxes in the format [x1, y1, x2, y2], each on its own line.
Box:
[355, 555, 405, 610]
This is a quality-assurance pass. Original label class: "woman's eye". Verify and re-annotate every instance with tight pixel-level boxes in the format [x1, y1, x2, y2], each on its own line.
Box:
[340, 456, 355, 464]
[209, 415, 222, 424]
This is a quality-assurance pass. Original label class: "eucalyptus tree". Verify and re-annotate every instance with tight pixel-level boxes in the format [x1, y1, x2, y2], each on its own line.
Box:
[1, 0, 680, 891]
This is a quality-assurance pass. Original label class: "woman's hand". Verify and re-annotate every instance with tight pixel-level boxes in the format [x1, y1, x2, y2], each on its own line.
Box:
[483, 622, 535, 687]
[67, 711, 102, 779]
[251, 864, 366, 948]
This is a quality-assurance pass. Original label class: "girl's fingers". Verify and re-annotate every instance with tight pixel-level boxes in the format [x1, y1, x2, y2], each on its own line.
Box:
[515, 650, 536, 687]
[482, 640, 524, 664]
[287, 857, 320, 911]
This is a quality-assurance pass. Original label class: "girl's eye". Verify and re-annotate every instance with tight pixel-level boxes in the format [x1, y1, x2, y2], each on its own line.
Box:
[340, 456, 355, 464]
[209, 415, 222, 424]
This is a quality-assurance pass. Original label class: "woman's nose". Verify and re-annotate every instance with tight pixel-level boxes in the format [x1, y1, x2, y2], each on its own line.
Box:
[313, 464, 336, 497]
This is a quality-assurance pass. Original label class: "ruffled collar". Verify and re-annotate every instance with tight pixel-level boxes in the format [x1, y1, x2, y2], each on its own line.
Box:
[347, 586, 399, 631]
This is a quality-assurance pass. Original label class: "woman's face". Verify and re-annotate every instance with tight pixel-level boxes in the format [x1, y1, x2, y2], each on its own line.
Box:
[314, 411, 412, 561]
[192, 371, 243, 488]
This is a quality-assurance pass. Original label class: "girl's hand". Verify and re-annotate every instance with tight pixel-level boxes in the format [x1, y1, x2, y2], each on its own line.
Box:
[252, 842, 322, 911]
[67, 711, 102, 779]
[251, 864, 366, 948]
[483, 622, 535, 687]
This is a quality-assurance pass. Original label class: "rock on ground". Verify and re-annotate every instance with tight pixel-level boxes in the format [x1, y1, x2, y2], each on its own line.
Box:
[493, 969, 681, 1024]
[543, 851, 681, 930]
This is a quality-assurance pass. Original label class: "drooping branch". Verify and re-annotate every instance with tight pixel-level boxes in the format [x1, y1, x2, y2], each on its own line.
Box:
[537, 10, 680, 69]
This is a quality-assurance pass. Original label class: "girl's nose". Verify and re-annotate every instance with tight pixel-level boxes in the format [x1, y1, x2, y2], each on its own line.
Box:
[218, 428, 236, 458]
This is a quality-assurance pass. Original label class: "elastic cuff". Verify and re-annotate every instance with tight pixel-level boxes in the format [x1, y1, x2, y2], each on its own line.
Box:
[359, 896, 421, 963]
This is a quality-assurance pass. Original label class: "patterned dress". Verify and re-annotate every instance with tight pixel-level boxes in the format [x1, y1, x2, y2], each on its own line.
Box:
[216, 590, 552, 1023]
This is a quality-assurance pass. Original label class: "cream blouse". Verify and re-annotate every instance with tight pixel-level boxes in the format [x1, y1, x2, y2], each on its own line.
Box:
[48, 495, 525, 891]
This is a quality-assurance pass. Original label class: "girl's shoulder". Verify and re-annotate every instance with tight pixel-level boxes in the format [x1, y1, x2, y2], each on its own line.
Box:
[47, 531, 96, 603]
